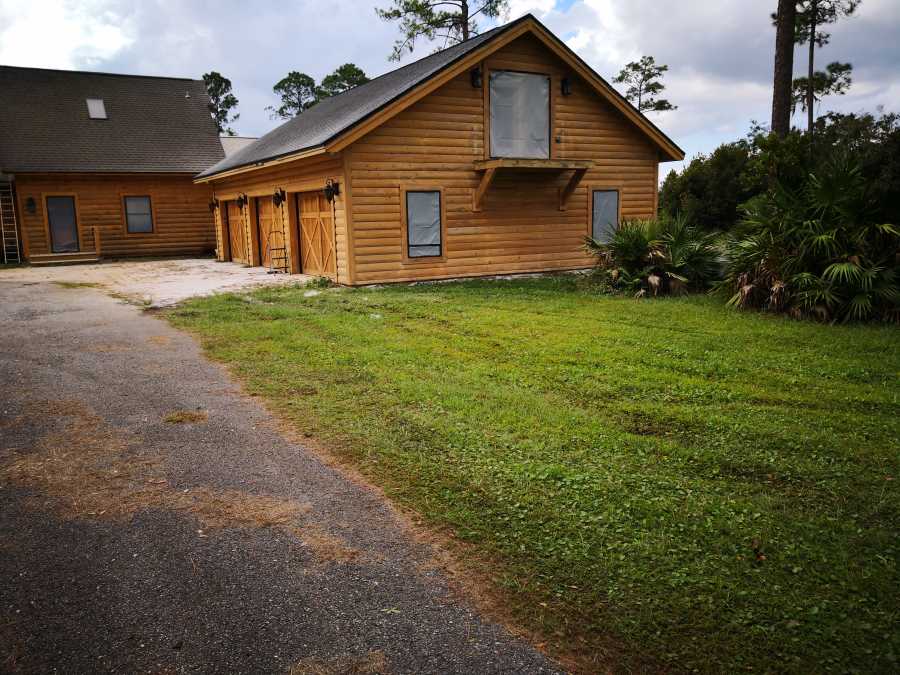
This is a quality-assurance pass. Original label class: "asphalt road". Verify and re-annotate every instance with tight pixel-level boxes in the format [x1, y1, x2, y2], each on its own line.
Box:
[0, 279, 561, 674]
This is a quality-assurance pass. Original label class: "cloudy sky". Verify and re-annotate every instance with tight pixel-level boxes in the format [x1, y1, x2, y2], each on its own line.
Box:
[1, 0, 898, 174]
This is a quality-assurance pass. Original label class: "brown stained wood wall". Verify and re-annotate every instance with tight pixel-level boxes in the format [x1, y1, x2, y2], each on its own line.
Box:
[15, 173, 215, 259]
[346, 33, 660, 284]
[208, 155, 347, 281]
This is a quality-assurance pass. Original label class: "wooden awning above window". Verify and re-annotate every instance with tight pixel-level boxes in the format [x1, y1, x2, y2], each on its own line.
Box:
[472, 159, 594, 211]
[474, 159, 593, 171]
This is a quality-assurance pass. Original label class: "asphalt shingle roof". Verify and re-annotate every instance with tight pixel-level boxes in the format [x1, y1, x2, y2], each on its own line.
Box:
[0, 66, 225, 173]
[196, 21, 512, 179]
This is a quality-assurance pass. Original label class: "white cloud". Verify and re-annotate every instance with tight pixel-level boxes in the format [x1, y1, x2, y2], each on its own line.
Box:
[506, 0, 556, 20]
[0, 0, 133, 69]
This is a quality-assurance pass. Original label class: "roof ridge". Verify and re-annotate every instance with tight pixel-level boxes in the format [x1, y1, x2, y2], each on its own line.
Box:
[0, 64, 200, 83]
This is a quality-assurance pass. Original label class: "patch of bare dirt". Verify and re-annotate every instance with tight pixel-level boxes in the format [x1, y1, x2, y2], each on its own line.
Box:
[147, 335, 171, 346]
[288, 650, 389, 675]
[2, 400, 359, 564]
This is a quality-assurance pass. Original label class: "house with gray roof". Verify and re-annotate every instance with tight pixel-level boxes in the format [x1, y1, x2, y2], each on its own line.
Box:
[0, 65, 224, 264]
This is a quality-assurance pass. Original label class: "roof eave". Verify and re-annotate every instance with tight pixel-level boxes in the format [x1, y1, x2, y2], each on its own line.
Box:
[6, 168, 216, 176]
[194, 145, 328, 183]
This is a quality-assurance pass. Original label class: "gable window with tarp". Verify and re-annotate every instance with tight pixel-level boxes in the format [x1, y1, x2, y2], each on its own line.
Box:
[489, 71, 550, 159]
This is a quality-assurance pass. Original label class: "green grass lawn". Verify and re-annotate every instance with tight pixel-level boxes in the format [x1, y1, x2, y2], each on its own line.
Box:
[169, 276, 899, 673]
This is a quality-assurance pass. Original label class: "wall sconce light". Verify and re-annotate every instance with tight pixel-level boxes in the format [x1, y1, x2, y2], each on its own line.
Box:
[561, 77, 572, 96]
[25, 197, 37, 214]
[470, 67, 483, 89]
[236, 193, 248, 210]
[208, 197, 219, 212]
[323, 179, 340, 203]
[272, 188, 286, 207]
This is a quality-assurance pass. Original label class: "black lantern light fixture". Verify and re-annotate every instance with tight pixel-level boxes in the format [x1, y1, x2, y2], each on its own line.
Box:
[272, 188, 286, 207]
[470, 67, 483, 89]
[323, 179, 340, 203]
[25, 197, 37, 214]
[561, 77, 572, 96]
[236, 193, 248, 210]
[208, 197, 219, 212]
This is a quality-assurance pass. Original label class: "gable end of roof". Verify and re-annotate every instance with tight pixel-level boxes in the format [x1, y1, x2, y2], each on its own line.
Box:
[196, 13, 683, 181]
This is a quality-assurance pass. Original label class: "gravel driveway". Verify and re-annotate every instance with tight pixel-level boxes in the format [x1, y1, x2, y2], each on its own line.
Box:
[0, 257, 307, 307]
[0, 279, 561, 674]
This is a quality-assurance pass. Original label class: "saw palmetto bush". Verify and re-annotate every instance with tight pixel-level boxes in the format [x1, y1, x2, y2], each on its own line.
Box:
[721, 152, 899, 322]
[585, 215, 721, 296]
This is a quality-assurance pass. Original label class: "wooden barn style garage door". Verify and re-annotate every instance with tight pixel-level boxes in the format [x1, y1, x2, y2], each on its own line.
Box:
[298, 191, 335, 277]
[226, 201, 246, 263]
[255, 197, 277, 268]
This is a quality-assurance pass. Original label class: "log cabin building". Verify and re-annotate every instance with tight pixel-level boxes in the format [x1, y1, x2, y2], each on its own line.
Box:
[0, 66, 224, 264]
[196, 14, 684, 285]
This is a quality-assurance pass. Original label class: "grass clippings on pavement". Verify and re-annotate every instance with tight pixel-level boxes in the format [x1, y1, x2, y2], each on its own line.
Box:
[168, 276, 900, 674]
[2, 399, 359, 564]
[163, 410, 208, 424]
[288, 650, 390, 675]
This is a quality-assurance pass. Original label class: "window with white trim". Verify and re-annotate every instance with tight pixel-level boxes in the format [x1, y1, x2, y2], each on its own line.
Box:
[406, 191, 442, 258]
[124, 196, 154, 233]
[489, 71, 550, 159]
[591, 190, 619, 243]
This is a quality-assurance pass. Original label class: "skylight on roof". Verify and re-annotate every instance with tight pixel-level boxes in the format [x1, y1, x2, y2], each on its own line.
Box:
[86, 98, 107, 119]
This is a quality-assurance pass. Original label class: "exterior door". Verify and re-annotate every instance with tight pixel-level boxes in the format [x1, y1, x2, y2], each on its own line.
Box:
[226, 201, 246, 263]
[46, 196, 79, 253]
[298, 192, 335, 277]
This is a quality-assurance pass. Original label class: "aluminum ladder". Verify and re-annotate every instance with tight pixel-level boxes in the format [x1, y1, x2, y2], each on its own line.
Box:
[0, 181, 21, 264]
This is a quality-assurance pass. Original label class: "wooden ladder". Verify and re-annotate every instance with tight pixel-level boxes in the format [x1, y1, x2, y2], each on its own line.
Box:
[0, 180, 21, 264]
[267, 201, 289, 275]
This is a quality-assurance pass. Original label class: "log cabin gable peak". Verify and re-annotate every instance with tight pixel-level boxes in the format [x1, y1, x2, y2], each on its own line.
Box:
[329, 18, 684, 162]
[196, 15, 683, 184]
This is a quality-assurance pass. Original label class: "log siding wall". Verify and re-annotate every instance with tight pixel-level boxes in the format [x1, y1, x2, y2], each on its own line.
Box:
[15, 173, 215, 259]
[346, 33, 660, 284]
